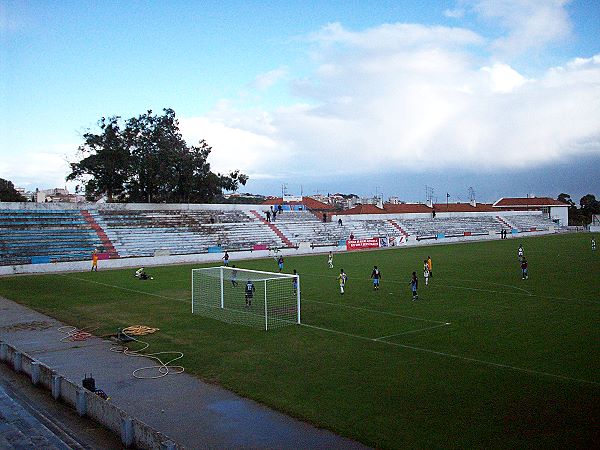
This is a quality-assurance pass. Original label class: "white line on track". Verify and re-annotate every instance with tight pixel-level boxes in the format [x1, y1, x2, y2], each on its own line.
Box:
[300, 323, 599, 386]
[304, 299, 448, 324]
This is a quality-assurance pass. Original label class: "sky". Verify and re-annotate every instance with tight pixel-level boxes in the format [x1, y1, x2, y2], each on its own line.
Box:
[1, 0, 599, 203]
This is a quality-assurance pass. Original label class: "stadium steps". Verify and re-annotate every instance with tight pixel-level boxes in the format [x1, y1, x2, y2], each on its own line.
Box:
[250, 210, 294, 247]
[81, 210, 119, 258]
[496, 216, 514, 230]
[388, 219, 410, 237]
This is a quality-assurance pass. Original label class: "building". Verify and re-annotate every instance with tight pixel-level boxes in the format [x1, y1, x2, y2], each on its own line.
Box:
[493, 197, 569, 226]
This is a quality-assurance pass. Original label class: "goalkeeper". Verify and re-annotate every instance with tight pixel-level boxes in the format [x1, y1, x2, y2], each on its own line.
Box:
[135, 267, 153, 280]
[244, 279, 255, 307]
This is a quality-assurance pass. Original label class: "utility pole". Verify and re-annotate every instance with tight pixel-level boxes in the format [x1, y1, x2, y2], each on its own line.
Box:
[425, 185, 434, 206]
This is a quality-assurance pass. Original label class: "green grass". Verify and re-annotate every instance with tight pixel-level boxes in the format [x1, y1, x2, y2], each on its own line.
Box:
[1, 233, 599, 448]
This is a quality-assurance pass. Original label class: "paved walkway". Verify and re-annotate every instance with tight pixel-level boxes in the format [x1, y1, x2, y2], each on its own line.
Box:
[0, 297, 368, 449]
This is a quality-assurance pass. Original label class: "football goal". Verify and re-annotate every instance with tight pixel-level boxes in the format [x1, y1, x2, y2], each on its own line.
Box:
[192, 266, 300, 330]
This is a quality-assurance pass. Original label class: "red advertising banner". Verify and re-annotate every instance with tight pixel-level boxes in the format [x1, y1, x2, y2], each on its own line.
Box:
[346, 238, 380, 251]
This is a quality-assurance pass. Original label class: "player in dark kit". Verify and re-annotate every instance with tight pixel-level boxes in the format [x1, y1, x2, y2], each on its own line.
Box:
[410, 272, 419, 301]
[371, 266, 382, 290]
[245, 280, 255, 307]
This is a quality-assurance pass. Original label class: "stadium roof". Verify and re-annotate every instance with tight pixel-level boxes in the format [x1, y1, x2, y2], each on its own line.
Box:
[261, 196, 333, 210]
[383, 203, 433, 213]
[431, 203, 496, 212]
[493, 197, 568, 208]
[337, 204, 387, 215]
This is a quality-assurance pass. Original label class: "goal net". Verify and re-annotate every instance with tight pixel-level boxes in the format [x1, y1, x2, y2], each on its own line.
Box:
[192, 266, 300, 330]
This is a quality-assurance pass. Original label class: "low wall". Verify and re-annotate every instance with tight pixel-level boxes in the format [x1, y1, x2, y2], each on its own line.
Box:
[0, 341, 179, 449]
[0, 229, 557, 276]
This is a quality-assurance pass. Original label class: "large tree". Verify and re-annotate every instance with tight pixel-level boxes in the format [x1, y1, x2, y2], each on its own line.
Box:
[556, 193, 599, 225]
[68, 109, 248, 203]
[579, 194, 600, 224]
[67, 116, 130, 202]
[0, 178, 26, 202]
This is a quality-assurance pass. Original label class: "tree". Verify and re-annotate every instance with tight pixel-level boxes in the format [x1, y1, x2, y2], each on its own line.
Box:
[67, 117, 130, 202]
[68, 109, 248, 203]
[123, 109, 247, 203]
[579, 194, 600, 224]
[557, 193, 574, 207]
[0, 178, 26, 202]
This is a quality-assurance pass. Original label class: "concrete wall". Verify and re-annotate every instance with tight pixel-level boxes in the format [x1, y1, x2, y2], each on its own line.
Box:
[0, 201, 265, 213]
[0, 341, 180, 449]
[332, 210, 544, 222]
[549, 206, 569, 226]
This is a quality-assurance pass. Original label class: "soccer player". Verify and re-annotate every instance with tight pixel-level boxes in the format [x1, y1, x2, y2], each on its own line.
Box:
[135, 267, 153, 280]
[244, 279, 255, 307]
[292, 269, 298, 294]
[410, 272, 419, 301]
[518, 244, 524, 262]
[91, 249, 99, 272]
[230, 265, 238, 287]
[277, 255, 284, 272]
[592, 238, 596, 252]
[423, 260, 430, 286]
[371, 266, 381, 290]
[521, 258, 528, 280]
[223, 251, 230, 266]
[427, 256, 433, 278]
[328, 251, 334, 269]
[337, 269, 348, 295]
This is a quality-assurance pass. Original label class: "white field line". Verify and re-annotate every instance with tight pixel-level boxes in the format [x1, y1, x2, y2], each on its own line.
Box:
[301, 270, 599, 305]
[56, 274, 189, 303]
[304, 299, 448, 324]
[300, 323, 599, 386]
[452, 277, 532, 295]
[374, 323, 451, 340]
[56, 274, 598, 385]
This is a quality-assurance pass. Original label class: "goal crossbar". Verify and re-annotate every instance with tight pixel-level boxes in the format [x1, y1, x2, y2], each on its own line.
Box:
[192, 266, 300, 330]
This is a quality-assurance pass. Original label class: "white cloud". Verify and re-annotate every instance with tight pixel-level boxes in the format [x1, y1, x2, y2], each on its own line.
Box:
[444, 8, 465, 19]
[480, 63, 528, 92]
[249, 67, 288, 91]
[470, 0, 573, 56]
[182, 22, 600, 180]
[0, 144, 78, 191]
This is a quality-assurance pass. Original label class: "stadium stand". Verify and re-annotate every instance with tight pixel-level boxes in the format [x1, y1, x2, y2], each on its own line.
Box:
[398, 216, 503, 238]
[499, 214, 554, 232]
[92, 209, 282, 257]
[0, 202, 559, 267]
[0, 209, 102, 265]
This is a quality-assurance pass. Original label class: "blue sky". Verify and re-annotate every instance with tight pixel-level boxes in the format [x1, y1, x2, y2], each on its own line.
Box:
[1, 0, 599, 203]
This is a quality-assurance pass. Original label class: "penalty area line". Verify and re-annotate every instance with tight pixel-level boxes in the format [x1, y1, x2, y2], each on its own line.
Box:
[304, 299, 448, 324]
[299, 323, 599, 386]
[55, 274, 189, 303]
[374, 322, 451, 340]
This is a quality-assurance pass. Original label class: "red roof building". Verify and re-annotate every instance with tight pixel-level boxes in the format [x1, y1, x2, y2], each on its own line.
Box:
[432, 203, 496, 213]
[493, 197, 568, 208]
[261, 196, 333, 210]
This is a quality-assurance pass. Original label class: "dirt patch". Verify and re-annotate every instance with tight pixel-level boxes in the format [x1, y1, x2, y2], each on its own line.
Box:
[0, 321, 53, 332]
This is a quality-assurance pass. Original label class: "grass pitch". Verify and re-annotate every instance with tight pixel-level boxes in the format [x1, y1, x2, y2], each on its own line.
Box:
[1, 233, 598, 448]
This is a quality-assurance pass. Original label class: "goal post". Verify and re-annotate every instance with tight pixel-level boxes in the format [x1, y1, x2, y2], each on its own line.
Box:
[192, 266, 300, 330]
